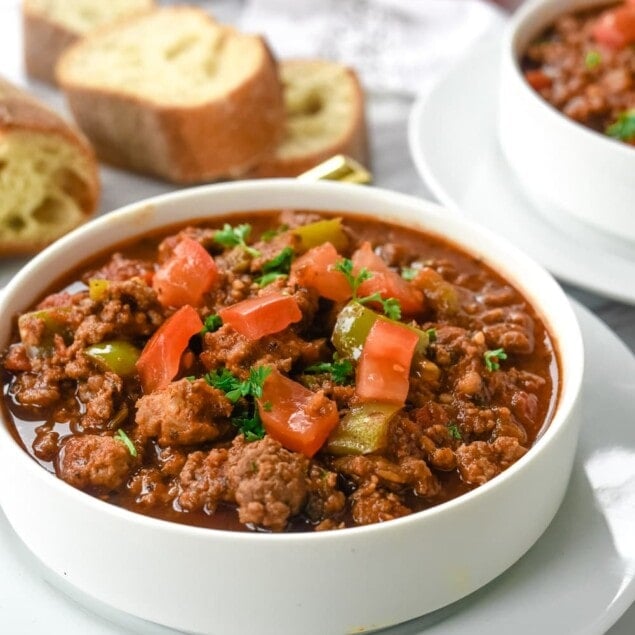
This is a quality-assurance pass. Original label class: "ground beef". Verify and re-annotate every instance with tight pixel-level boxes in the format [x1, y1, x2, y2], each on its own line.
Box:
[177, 448, 229, 513]
[350, 480, 411, 526]
[77, 372, 123, 431]
[127, 467, 175, 508]
[455, 437, 528, 485]
[522, 4, 635, 141]
[85, 253, 154, 284]
[135, 379, 233, 447]
[57, 434, 136, 491]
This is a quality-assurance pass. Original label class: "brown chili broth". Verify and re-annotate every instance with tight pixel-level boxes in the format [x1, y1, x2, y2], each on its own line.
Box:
[1, 210, 560, 532]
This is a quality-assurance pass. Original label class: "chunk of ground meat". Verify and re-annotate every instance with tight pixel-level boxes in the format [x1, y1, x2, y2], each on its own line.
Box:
[135, 378, 233, 447]
[478, 306, 535, 355]
[455, 436, 527, 485]
[57, 434, 136, 491]
[201, 325, 326, 379]
[226, 436, 310, 532]
[77, 372, 123, 431]
[178, 435, 311, 531]
[11, 368, 64, 407]
[85, 253, 154, 284]
[127, 467, 175, 508]
[304, 464, 346, 523]
[350, 480, 411, 526]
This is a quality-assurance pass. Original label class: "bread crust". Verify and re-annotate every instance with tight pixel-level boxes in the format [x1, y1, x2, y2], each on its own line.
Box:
[248, 60, 370, 178]
[0, 76, 100, 257]
[23, 6, 80, 85]
[56, 8, 286, 183]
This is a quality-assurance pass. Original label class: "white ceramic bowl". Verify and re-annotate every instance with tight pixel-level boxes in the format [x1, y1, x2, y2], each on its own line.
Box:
[499, 0, 635, 246]
[0, 180, 583, 635]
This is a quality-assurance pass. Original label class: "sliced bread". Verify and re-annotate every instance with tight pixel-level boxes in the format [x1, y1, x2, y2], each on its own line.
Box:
[0, 77, 100, 256]
[56, 7, 285, 183]
[248, 59, 369, 178]
[22, 0, 156, 85]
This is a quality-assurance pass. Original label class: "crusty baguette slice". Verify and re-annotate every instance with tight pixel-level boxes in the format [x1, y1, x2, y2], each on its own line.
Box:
[23, 0, 156, 85]
[248, 59, 369, 178]
[0, 76, 99, 257]
[56, 7, 285, 184]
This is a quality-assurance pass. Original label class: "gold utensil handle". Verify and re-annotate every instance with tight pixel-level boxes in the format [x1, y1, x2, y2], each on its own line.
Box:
[297, 154, 372, 184]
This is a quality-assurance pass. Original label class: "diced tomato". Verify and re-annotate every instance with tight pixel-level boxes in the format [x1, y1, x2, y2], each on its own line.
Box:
[592, 6, 635, 48]
[352, 242, 425, 316]
[257, 369, 339, 457]
[289, 242, 352, 302]
[136, 305, 203, 393]
[218, 292, 302, 340]
[524, 69, 552, 91]
[355, 319, 419, 405]
[153, 237, 218, 308]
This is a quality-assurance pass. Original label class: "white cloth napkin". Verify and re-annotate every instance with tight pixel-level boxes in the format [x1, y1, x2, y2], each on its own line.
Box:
[239, 0, 506, 96]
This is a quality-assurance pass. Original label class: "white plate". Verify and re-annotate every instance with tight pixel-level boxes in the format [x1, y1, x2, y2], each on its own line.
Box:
[408, 33, 635, 306]
[1, 299, 634, 634]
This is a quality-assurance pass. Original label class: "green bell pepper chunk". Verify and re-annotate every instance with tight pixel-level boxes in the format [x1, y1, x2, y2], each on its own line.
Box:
[332, 302, 429, 361]
[293, 218, 348, 252]
[18, 308, 72, 357]
[326, 402, 401, 455]
[84, 340, 141, 376]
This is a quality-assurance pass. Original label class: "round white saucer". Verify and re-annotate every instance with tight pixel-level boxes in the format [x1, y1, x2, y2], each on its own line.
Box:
[408, 34, 635, 306]
[1, 300, 633, 634]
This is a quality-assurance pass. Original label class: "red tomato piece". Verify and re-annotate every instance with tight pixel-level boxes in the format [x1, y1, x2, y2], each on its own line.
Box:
[257, 369, 339, 457]
[592, 6, 635, 48]
[352, 242, 425, 316]
[136, 305, 203, 393]
[524, 69, 552, 91]
[153, 237, 218, 308]
[289, 242, 352, 302]
[218, 292, 302, 340]
[355, 319, 419, 405]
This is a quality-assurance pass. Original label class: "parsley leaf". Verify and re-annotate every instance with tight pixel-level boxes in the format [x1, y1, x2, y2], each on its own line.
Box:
[334, 257, 402, 320]
[256, 246, 294, 286]
[447, 423, 462, 441]
[585, 50, 601, 70]
[401, 266, 418, 281]
[483, 348, 508, 372]
[214, 223, 260, 257]
[425, 327, 437, 343]
[606, 110, 635, 143]
[114, 429, 137, 457]
[201, 314, 222, 335]
[261, 224, 289, 242]
[305, 358, 354, 385]
[204, 366, 271, 440]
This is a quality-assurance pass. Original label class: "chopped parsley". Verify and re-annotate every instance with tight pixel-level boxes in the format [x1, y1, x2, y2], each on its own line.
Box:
[305, 357, 354, 385]
[204, 366, 271, 440]
[114, 429, 137, 457]
[201, 313, 222, 334]
[256, 246, 294, 286]
[401, 266, 418, 281]
[334, 257, 402, 320]
[447, 423, 462, 441]
[261, 224, 289, 242]
[483, 348, 508, 372]
[606, 110, 635, 143]
[214, 223, 260, 257]
[425, 327, 437, 343]
[584, 50, 602, 70]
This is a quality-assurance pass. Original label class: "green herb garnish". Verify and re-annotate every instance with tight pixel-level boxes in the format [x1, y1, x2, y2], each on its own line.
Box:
[114, 429, 137, 457]
[204, 366, 271, 440]
[201, 314, 222, 335]
[305, 358, 354, 385]
[256, 246, 294, 286]
[606, 109, 635, 143]
[334, 258, 402, 320]
[585, 50, 602, 70]
[261, 224, 289, 242]
[483, 348, 508, 372]
[401, 267, 418, 281]
[214, 223, 260, 257]
[425, 328, 437, 343]
[447, 423, 462, 441]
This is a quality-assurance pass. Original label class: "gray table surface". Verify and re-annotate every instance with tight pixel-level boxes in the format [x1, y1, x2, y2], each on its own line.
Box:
[0, 1, 633, 633]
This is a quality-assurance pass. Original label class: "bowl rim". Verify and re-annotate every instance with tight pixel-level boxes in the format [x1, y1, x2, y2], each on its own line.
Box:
[0, 179, 585, 543]
[503, 0, 635, 161]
